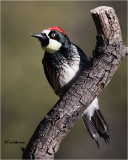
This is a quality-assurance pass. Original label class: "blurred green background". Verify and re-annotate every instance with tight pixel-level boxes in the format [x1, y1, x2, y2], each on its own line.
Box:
[1, 1, 127, 159]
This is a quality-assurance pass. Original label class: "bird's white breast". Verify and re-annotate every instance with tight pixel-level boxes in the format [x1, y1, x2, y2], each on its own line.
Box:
[59, 55, 80, 87]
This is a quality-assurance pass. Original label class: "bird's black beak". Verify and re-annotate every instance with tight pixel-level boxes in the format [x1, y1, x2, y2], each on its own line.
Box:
[30, 33, 43, 39]
[30, 33, 49, 47]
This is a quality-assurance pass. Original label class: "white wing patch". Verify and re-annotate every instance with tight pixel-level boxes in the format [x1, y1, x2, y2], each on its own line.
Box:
[42, 30, 62, 53]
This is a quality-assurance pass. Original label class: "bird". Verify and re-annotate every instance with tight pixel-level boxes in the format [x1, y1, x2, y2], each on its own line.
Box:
[30, 26, 109, 148]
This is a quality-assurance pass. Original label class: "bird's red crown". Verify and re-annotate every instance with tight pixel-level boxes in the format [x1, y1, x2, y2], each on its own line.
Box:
[46, 26, 66, 35]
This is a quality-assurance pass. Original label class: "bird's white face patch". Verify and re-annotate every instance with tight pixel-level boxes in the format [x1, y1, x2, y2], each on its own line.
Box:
[42, 30, 62, 53]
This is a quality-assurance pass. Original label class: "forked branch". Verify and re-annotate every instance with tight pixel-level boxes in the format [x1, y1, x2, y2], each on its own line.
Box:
[22, 6, 127, 159]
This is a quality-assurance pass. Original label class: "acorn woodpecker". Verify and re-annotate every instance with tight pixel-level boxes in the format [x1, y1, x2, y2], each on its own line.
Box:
[30, 26, 109, 148]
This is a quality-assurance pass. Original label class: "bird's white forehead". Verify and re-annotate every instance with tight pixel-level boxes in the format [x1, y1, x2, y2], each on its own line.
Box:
[41, 29, 62, 53]
[42, 30, 50, 37]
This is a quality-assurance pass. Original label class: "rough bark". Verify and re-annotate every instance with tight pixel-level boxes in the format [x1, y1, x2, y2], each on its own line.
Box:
[22, 6, 127, 159]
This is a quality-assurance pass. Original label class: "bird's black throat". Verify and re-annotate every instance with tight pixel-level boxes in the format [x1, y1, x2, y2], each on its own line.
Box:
[42, 44, 75, 71]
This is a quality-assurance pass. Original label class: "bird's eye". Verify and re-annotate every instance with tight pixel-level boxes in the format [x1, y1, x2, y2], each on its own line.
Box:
[51, 33, 56, 38]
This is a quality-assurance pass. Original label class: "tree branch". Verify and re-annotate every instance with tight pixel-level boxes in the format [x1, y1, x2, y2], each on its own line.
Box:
[22, 6, 127, 159]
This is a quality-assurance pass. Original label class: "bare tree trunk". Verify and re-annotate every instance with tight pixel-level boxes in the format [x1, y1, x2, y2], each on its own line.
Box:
[22, 6, 127, 159]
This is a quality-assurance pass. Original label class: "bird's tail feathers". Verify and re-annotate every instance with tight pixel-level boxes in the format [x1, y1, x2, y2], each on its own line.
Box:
[92, 110, 109, 143]
[82, 109, 109, 148]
